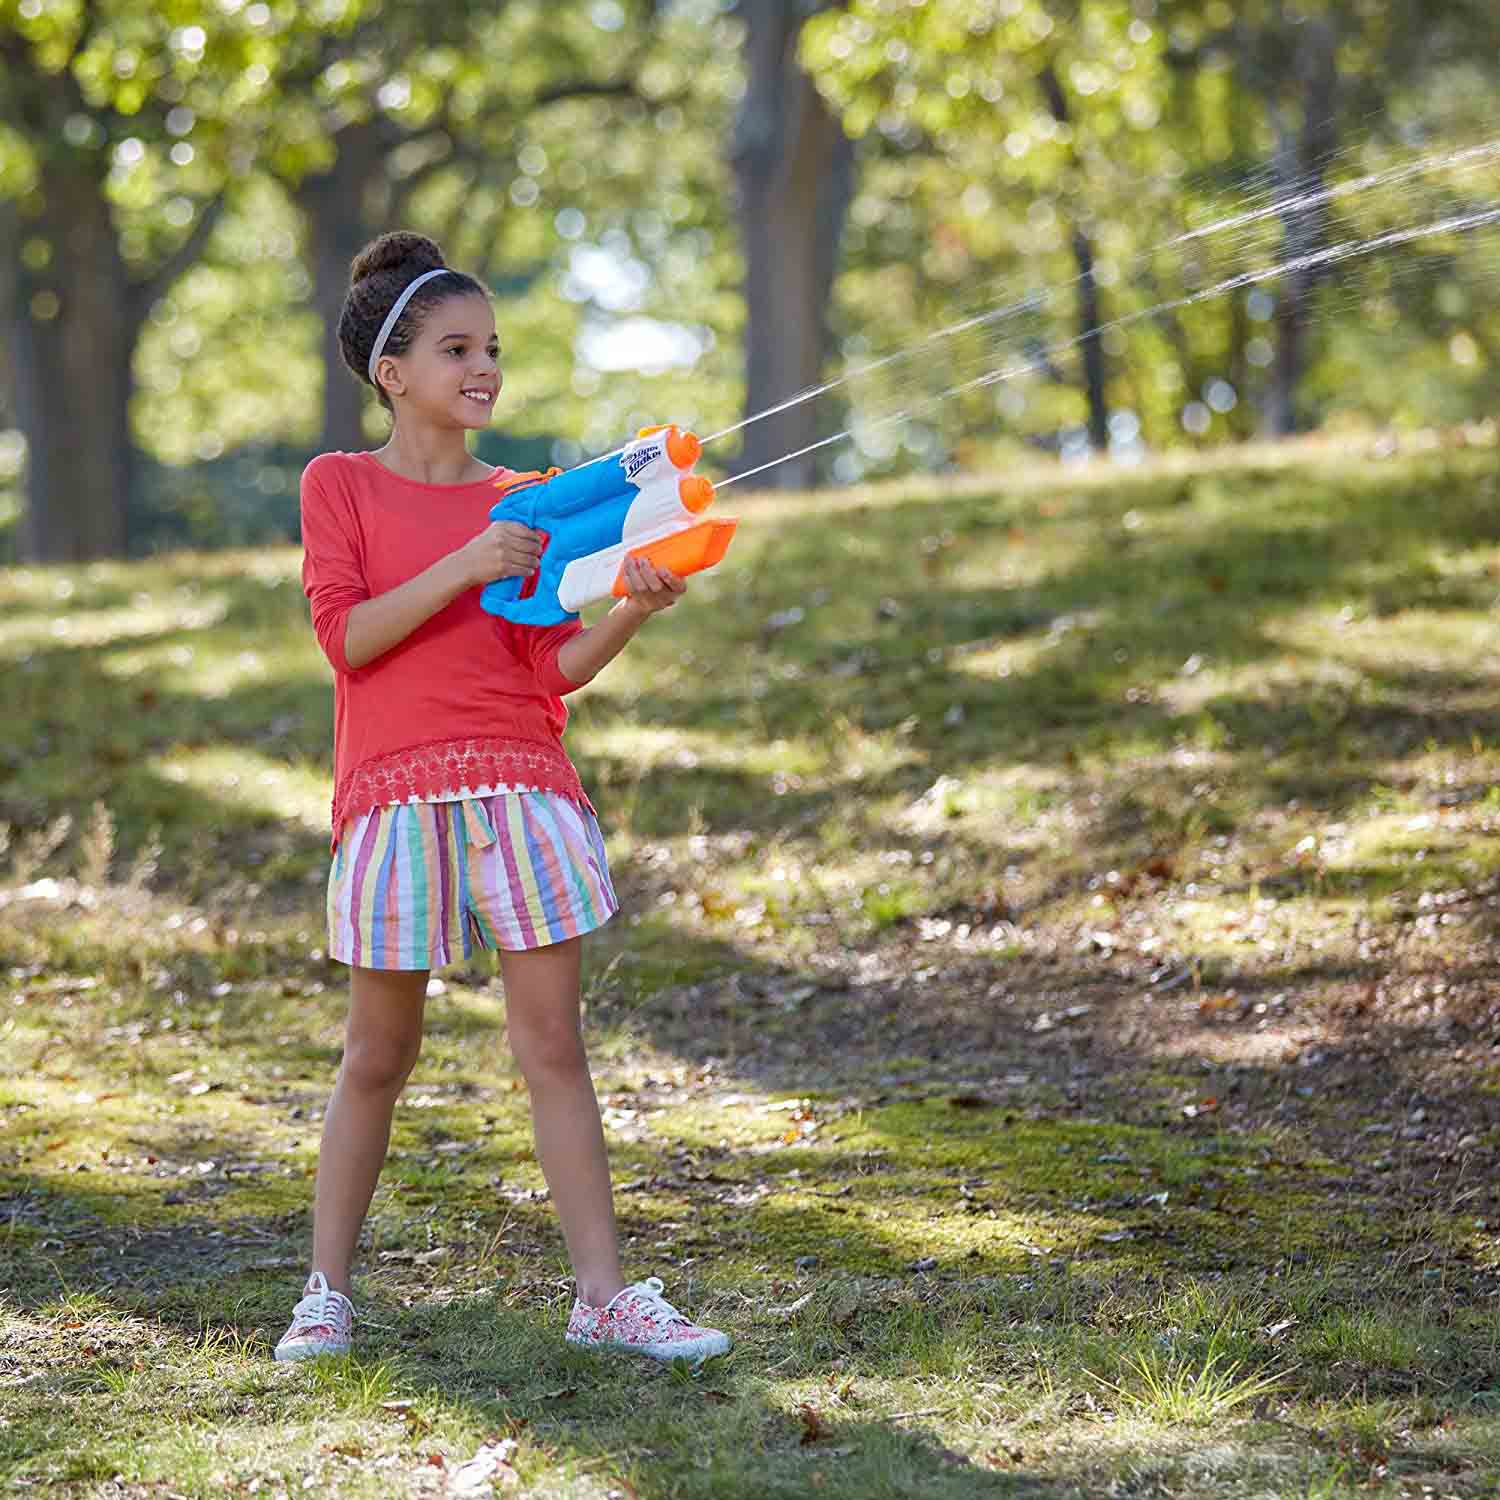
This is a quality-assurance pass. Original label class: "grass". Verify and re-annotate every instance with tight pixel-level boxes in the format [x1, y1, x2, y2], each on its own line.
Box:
[3, 433, 1500, 1495]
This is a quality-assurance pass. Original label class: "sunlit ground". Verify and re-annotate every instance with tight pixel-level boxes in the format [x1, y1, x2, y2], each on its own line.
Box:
[3, 436, 1500, 1497]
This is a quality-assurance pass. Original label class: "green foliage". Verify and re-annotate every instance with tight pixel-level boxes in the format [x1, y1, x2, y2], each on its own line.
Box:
[802, 0, 1500, 469]
[132, 179, 319, 470]
[1091, 1347, 1290, 1425]
[2, 0, 1500, 551]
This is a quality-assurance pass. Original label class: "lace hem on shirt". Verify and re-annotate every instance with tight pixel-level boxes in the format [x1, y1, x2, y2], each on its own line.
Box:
[331, 736, 588, 847]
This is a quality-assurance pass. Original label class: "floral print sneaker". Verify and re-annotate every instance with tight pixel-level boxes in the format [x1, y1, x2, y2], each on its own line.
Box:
[274, 1272, 355, 1361]
[566, 1276, 730, 1363]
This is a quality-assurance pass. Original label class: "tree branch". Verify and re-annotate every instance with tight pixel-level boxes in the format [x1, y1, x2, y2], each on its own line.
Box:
[533, 77, 640, 108]
[128, 193, 229, 324]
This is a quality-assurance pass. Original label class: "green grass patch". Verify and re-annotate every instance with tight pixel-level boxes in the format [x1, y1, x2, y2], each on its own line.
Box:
[3, 444, 1500, 1495]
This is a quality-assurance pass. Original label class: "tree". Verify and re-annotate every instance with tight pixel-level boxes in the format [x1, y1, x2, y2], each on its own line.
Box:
[264, 2, 668, 457]
[728, 0, 854, 488]
[1035, 58, 1107, 452]
[803, 0, 1173, 463]
[806, 0, 1500, 464]
[1160, 0, 1500, 435]
[0, 0, 695, 555]
[0, 2, 261, 560]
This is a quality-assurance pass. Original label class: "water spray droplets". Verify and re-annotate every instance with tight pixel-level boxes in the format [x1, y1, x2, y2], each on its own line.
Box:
[708, 134, 1500, 487]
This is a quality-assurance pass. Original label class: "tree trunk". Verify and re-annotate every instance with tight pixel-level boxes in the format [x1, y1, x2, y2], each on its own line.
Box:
[0, 203, 17, 430]
[730, 0, 854, 489]
[1037, 65, 1109, 454]
[1069, 229, 1109, 454]
[12, 167, 138, 562]
[295, 121, 395, 456]
[1261, 19, 1338, 438]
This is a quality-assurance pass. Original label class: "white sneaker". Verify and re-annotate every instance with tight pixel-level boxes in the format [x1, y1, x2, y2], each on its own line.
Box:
[565, 1276, 730, 1363]
[274, 1272, 354, 1361]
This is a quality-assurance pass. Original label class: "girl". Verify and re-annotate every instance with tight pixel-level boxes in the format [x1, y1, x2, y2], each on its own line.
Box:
[278, 230, 729, 1366]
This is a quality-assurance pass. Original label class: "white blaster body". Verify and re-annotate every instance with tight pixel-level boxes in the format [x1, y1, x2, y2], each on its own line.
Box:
[482, 423, 736, 626]
[555, 428, 733, 612]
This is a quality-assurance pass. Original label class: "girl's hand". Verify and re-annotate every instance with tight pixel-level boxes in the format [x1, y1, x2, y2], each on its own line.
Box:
[458, 521, 546, 587]
[617, 556, 686, 616]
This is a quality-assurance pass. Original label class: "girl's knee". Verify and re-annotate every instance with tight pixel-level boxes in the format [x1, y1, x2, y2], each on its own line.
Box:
[509, 1012, 586, 1077]
[341, 1031, 421, 1094]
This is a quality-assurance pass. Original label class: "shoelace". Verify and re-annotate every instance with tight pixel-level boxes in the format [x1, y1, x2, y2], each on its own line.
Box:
[612, 1276, 689, 1329]
[288, 1274, 351, 1338]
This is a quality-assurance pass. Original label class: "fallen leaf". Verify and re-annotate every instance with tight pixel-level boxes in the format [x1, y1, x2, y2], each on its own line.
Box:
[1198, 994, 1237, 1015]
[771, 1291, 815, 1317]
[798, 1403, 828, 1445]
[449, 1439, 519, 1494]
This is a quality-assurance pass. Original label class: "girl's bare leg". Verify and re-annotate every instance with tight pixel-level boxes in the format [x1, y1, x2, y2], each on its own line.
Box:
[500, 938, 624, 1307]
[309, 966, 429, 1294]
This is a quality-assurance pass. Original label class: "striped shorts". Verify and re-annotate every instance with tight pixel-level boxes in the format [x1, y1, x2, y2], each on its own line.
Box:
[326, 792, 617, 970]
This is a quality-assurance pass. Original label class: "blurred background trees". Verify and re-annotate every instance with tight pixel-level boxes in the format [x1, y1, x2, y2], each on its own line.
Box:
[1, 0, 1497, 561]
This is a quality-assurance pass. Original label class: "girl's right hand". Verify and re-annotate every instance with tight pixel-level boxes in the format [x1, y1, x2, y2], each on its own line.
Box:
[458, 521, 546, 587]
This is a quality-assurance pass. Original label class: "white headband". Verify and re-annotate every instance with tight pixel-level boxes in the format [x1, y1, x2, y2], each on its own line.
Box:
[366, 267, 450, 386]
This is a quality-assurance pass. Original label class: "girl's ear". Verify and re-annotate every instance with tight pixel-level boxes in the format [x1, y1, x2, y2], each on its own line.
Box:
[374, 355, 405, 398]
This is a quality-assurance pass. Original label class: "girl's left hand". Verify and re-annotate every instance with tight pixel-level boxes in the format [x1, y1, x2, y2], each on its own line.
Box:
[619, 556, 686, 615]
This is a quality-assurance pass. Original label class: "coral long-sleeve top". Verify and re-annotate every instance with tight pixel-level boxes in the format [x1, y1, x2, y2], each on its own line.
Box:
[299, 451, 588, 846]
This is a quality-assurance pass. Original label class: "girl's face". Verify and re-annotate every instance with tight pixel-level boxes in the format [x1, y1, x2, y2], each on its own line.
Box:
[383, 292, 502, 430]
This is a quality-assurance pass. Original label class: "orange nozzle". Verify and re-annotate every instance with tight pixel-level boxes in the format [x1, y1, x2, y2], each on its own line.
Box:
[637, 424, 668, 437]
[678, 474, 714, 513]
[665, 427, 702, 469]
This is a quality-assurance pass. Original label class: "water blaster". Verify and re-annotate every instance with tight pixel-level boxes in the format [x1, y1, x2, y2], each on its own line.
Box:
[479, 425, 738, 627]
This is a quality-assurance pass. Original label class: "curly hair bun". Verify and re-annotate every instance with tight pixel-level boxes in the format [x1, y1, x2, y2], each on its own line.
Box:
[350, 231, 445, 286]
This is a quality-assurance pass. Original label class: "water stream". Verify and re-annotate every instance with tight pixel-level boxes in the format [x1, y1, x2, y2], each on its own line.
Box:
[700, 137, 1500, 488]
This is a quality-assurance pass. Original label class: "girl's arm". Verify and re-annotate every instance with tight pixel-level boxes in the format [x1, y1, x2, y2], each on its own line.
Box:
[555, 557, 686, 686]
[342, 521, 544, 671]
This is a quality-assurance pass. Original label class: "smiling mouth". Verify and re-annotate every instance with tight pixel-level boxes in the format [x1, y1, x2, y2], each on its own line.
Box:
[462, 388, 495, 403]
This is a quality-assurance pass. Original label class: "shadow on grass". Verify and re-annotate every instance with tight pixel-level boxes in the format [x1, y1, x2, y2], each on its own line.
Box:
[5, 450, 1500, 1492]
[0, 1184, 1043, 1496]
[7, 450, 1500, 887]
